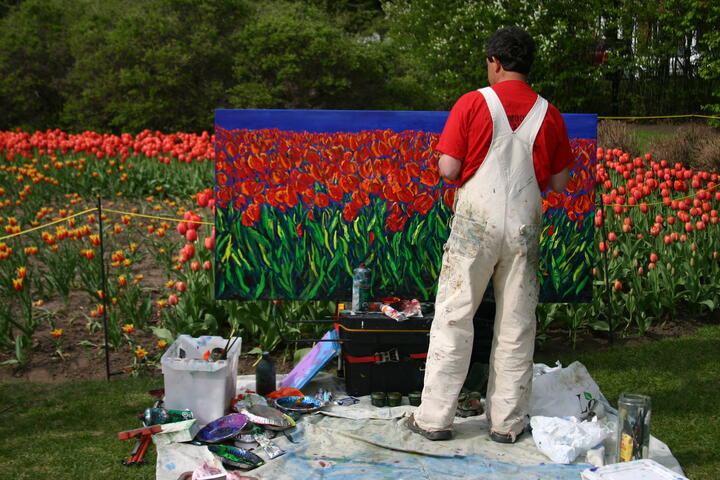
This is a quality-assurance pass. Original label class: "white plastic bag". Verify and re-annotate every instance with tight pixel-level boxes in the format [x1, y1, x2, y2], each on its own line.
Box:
[530, 361, 606, 419]
[530, 416, 611, 464]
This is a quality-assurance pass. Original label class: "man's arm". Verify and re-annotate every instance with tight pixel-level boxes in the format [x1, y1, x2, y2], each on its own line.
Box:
[438, 153, 463, 181]
[548, 168, 570, 193]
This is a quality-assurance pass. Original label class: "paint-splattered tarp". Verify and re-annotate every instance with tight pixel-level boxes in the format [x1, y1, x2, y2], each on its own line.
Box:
[155, 370, 684, 479]
[218, 373, 682, 480]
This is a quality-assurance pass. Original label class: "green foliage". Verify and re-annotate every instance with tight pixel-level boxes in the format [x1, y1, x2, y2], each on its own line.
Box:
[228, 1, 390, 110]
[0, 0, 75, 130]
[61, 0, 251, 133]
[1, 0, 720, 131]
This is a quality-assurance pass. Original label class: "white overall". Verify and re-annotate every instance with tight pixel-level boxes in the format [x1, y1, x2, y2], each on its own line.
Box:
[414, 86, 548, 439]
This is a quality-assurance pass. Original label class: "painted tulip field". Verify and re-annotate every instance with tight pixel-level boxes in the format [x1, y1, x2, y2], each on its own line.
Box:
[0, 128, 719, 375]
[215, 126, 595, 302]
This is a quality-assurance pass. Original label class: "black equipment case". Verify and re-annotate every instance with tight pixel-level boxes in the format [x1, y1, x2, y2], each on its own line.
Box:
[337, 302, 495, 397]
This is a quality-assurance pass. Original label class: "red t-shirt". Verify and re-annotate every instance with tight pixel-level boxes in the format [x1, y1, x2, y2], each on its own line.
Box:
[436, 80, 573, 191]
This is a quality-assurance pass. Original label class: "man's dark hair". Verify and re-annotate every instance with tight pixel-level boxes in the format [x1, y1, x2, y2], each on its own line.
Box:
[486, 27, 535, 75]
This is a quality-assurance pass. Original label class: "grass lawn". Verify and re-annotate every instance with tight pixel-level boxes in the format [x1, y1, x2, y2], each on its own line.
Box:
[553, 323, 720, 480]
[1, 325, 719, 480]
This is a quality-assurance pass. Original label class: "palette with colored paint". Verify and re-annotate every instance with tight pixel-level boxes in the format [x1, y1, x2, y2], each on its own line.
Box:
[241, 405, 296, 431]
[195, 413, 248, 443]
[273, 395, 325, 413]
[208, 444, 264, 470]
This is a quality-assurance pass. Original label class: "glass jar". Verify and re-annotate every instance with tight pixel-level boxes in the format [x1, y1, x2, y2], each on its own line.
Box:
[616, 393, 651, 462]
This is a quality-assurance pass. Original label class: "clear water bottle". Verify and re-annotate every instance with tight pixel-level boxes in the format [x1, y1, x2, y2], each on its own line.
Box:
[255, 351, 276, 396]
[351, 263, 371, 313]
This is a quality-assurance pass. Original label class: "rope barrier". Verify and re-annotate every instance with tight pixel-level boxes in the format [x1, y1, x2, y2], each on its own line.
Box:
[0, 178, 714, 242]
[102, 208, 214, 226]
[0, 207, 213, 242]
[0, 208, 96, 241]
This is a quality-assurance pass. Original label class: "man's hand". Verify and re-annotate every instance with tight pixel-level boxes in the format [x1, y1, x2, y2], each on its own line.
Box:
[548, 168, 570, 193]
[438, 154, 462, 181]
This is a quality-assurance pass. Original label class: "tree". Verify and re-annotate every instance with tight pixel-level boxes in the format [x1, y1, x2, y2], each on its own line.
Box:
[228, 1, 392, 110]
[0, 0, 75, 130]
[61, 0, 251, 133]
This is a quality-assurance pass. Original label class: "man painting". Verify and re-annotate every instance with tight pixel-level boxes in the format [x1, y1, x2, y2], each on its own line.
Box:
[407, 26, 572, 443]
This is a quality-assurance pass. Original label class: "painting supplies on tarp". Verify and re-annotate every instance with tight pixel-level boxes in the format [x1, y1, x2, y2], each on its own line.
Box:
[152, 419, 200, 446]
[240, 404, 296, 431]
[278, 329, 340, 390]
[195, 413, 249, 443]
[161, 335, 242, 428]
[581, 459, 688, 480]
[118, 424, 162, 466]
[616, 393, 651, 462]
[143, 407, 194, 425]
[251, 425, 286, 459]
[255, 351, 276, 396]
[207, 444, 265, 470]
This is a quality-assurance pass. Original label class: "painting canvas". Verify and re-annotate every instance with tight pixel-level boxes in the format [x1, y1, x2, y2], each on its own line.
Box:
[214, 109, 596, 303]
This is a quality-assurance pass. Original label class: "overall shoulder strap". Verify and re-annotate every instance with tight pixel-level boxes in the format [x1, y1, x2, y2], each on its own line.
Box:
[514, 94, 549, 146]
[478, 87, 512, 138]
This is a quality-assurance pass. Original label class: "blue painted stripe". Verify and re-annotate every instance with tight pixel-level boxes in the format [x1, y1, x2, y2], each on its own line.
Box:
[215, 109, 597, 139]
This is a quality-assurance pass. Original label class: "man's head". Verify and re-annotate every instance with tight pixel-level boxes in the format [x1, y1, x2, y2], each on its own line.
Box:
[485, 27, 535, 83]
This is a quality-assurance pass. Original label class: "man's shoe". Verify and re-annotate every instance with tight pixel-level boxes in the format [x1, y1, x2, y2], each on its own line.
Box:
[489, 426, 528, 444]
[406, 414, 452, 441]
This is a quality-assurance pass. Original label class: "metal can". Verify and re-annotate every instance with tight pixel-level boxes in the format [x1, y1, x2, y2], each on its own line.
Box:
[616, 393, 651, 462]
[166, 409, 194, 422]
[144, 407, 169, 426]
[351, 264, 371, 313]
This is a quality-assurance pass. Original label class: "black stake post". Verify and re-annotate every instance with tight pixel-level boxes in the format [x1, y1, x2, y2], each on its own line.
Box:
[97, 196, 112, 380]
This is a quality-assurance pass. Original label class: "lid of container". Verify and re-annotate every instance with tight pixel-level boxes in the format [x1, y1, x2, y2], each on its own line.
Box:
[581, 459, 688, 480]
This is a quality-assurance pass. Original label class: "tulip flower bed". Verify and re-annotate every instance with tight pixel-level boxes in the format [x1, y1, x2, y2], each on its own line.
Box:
[538, 147, 720, 342]
[1, 128, 719, 379]
[0, 129, 333, 375]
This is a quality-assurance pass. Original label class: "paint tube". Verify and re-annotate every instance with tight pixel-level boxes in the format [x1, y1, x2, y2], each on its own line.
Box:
[400, 299, 423, 317]
[381, 304, 408, 322]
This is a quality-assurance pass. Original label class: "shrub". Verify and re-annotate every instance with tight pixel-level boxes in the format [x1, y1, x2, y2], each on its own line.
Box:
[598, 120, 640, 155]
[647, 123, 719, 170]
[696, 135, 720, 174]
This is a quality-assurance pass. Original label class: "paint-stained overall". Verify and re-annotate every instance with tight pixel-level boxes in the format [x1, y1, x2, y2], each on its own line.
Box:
[415, 88, 549, 438]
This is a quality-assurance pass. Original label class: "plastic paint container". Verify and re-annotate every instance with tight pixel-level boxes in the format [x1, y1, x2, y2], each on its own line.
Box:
[387, 392, 402, 407]
[371, 392, 386, 407]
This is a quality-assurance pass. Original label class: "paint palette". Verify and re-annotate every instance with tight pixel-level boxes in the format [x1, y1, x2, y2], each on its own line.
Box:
[273, 395, 325, 413]
[195, 413, 248, 443]
[208, 444, 264, 470]
[240, 405, 296, 431]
